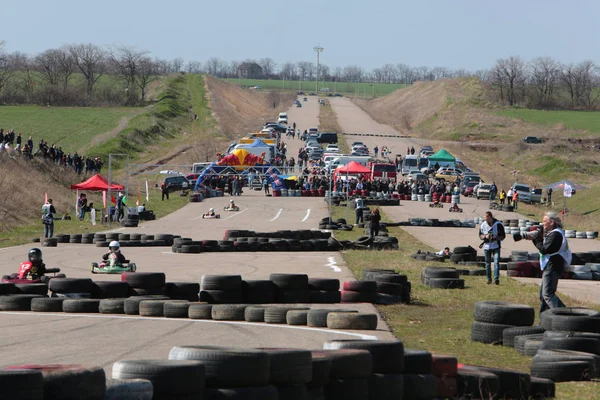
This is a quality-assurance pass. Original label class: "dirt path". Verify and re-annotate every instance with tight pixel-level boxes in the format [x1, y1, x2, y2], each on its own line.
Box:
[86, 107, 150, 152]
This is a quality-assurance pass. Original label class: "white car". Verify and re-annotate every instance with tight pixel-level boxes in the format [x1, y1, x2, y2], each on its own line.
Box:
[326, 144, 339, 152]
[277, 113, 288, 125]
[476, 183, 492, 199]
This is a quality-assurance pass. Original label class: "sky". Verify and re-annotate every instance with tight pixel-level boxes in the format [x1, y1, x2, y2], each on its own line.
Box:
[2, 0, 599, 72]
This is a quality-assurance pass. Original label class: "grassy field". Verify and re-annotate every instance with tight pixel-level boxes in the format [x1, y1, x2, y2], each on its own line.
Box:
[0, 106, 144, 153]
[496, 109, 600, 134]
[223, 78, 408, 97]
[330, 206, 600, 399]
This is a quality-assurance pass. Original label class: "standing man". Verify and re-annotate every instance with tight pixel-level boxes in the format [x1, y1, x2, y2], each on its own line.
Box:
[354, 196, 364, 225]
[116, 193, 125, 221]
[78, 193, 88, 221]
[506, 187, 513, 206]
[479, 211, 505, 285]
[263, 176, 270, 195]
[42, 199, 57, 238]
[369, 208, 381, 237]
[512, 190, 519, 210]
[161, 182, 169, 201]
[522, 212, 569, 315]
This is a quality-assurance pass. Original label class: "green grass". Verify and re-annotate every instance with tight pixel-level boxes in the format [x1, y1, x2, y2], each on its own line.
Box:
[223, 78, 408, 97]
[496, 109, 600, 134]
[332, 207, 600, 399]
[0, 106, 143, 153]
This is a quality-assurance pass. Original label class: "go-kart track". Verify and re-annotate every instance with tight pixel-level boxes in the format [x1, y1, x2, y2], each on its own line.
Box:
[1, 94, 599, 376]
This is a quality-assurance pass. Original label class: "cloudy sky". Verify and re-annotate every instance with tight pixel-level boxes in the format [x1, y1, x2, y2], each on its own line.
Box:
[2, 0, 598, 71]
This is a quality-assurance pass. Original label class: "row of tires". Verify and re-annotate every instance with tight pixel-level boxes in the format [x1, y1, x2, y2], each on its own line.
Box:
[489, 202, 515, 212]
[420, 267, 465, 289]
[32, 233, 177, 246]
[393, 218, 475, 228]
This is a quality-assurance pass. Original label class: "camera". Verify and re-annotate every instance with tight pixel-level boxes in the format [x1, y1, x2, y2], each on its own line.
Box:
[513, 226, 543, 242]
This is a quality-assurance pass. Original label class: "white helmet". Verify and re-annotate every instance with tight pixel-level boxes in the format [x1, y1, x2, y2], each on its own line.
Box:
[230, 199, 234, 203]
[209, 208, 214, 212]
[109, 241, 120, 251]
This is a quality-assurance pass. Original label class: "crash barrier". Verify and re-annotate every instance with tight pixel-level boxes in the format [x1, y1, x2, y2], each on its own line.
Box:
[0, 341, 554, 399]
[386, 218, 476, 228]
[472, 301, 600, 384]
[477, 217, 598, 240]
[343, 131, 413, 138]
[31, 233, 177, 248]
[489, 201, 515, 212]
[420, 267, 466, 289]
[317, 217, 400, 251]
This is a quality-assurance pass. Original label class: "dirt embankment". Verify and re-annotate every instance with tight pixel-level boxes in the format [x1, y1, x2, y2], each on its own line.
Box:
[203, 75, 296, 138]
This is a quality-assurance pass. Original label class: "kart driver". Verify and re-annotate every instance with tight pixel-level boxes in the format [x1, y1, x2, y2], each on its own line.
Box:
[208, 208, 216, 216]
[20, 248, 47, 279]
[450, 203, 460, 211]
[228, 199, 236, 209]
[100, 241, 127, 267]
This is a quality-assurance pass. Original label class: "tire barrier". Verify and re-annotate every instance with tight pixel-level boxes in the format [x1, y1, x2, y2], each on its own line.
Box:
[420, 267, 465, 289]
[326, 195, 401, 207]
[471, 301, 536, 345]
[342, 269, 412, 305]
[31, 233, 177, 248]
[386, 218, 477, 228]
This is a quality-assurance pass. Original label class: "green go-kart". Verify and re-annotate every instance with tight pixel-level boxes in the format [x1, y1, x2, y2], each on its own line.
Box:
[91, 254, 136, 274]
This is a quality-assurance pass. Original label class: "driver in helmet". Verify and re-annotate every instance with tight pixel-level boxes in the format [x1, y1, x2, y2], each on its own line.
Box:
[228, 199, 236, 209]
[100, 241, 127, 267]
[208, 207, 216, 216]
[19, 248, 47, 279]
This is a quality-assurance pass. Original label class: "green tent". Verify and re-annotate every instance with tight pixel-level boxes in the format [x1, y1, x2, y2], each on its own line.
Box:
[427, 148, 456, 168]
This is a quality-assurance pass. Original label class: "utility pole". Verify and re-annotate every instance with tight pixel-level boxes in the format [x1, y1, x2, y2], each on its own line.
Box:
[314, 45, 324, 94]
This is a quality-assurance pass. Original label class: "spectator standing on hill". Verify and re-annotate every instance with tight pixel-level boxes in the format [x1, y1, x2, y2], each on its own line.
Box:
[42, 199, 57, 238]
[479, 211, 505, 285]
[547, 188, 553, 205]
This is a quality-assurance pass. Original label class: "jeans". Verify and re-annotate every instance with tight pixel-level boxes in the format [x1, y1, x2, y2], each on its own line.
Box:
[44, 223, 54, 238]
[540, 266, 565, 315]
[513, 200, 518, 209]
[355, 208, 363, 224]
[369, 225, 379, 237]
[484, 248, 500, 282]
[78, 208, 85, 219]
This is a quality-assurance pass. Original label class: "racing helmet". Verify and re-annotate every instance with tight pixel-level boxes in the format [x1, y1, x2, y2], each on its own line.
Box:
[109, 241, 120, 251]
[209, 208, 214, 212]
[230, 200, 234, 203]
[28, 248, 42, 264]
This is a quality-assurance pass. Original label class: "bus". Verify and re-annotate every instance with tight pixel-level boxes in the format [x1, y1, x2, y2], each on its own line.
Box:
[369, 162, 397, 180]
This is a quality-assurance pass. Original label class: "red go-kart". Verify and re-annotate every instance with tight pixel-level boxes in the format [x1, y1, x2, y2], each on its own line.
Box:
[1, 261, 64, 284]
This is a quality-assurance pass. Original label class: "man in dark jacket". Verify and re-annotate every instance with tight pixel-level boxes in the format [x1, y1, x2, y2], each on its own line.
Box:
[479, 211, 506, 285]
[524, 212, 569, 315]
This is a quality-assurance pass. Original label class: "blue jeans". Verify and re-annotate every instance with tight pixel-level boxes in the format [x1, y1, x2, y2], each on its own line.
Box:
[540, 265, 565, 314]
[484, 248, 500, 282]
[44, 222, 54, 238]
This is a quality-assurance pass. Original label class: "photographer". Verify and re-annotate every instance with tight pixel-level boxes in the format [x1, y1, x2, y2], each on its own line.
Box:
[479, 211, 505, 285]
[514, 212, 569, 315]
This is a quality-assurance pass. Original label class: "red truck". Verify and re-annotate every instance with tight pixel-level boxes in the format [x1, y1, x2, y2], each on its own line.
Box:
[368, 162, 397, 180]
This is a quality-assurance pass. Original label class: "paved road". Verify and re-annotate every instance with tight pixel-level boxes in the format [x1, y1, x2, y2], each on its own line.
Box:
[0, 98, 396, 372]
[329, 97, 600, 306]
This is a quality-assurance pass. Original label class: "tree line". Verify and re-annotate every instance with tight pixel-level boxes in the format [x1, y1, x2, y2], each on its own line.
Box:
[1, 40, 598, 110]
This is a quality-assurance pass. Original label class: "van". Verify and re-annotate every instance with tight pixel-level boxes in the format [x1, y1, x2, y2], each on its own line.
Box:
[163, 175, 190, 193]
[317, 132, 338, 144]
[277, 113, 288, 124]
[402, 155, 419, 175]
[512, 182, 531, 203]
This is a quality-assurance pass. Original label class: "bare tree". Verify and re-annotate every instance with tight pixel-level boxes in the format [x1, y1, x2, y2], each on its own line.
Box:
[186, 60, 203, 74]
[574, 60, 600, 108]
[69, 43, 106, 98]
[0, 44, 13, 95]
[14, 54, 35, 103]
[529, 57, 559, 108]
[492, 56, 526, 106]
[36, 49, 63, 87]
[280, 62, 296, 80]
[136, 57, 156, 102]
[259, 57, 277, 78]
[206, 57, 222, 76]
[109, 46, 149, 103]
[171, 57, 184, 73]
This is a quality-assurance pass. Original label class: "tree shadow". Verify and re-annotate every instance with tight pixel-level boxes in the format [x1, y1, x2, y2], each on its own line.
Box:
[581, 208, 599, 216]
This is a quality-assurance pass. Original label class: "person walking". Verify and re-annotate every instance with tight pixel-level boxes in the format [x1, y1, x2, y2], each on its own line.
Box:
[369, 208, 381, 237]
[42, 199, 57, 238]
[479, 211, 505, 285]
[522, 212, 569, 316]
[354, 196, 364, 225]
[161, 182, 169, 201]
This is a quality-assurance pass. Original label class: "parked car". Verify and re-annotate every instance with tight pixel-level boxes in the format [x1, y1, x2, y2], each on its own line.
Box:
[278, 113, 288, 125]
[333, 93, 343, 97]
[523, 136, 543, 144]
[435, 171, 460, 182]
[462, 181, 479, 197]
[186, 174, 200, 187]
[476, 183, 493, 199]
[163, 175, 190, 193]
[512, 182, 532, 203]
[319, 99, 326, 105]
[264, 123, 287, 133]
[530, 188, 543, 203]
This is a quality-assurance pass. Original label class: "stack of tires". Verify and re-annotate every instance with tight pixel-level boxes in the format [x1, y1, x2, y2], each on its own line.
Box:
[270, 274, 310, 303]
[199, 275, 243, 304]
[120, 212, 139, 228]
[457, 365, 549, 399]
[164, 282, 200, 302]
[471, 301, 535, 344]
[362, 269, 411, 304]
[48, 278, 95, 298]
[318, 217, 354, 231]
[308, 278, 342, 303]
[341, 281, 377, 303]
[172, 238, 204, 254]
[40, 237, 58, 247]
[529, 307, 600, 382]
[448, 246, 477, 263]
[122, 272, 166, 296]
[421, 267, 465, 289]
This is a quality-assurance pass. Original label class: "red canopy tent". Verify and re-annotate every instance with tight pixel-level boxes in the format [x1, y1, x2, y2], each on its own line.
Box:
[334, 161, 371, 176]
[70, 174, 124, 191]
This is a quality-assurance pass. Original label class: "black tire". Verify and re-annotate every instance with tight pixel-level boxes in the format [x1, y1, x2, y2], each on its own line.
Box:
[327, 312, 378, 330]
[131, 287, 165, 296]
[211, 304, 247, 321]
[548, 309, 600, 333]
[473, 300, 535, 326]
[308, 278, 340, 291]
[286, 310, 309, 325]
[164, 302, 191, 318]
[307, 309, 358, 328]
[122, 272, 166, 289]
[323, 340, 404, 374]
[456, 368, 499, 399]
[313, 349, 372, 378]
[531, 360, 592, 382]
[104, 378, 154, 400]
[277, 289, 310, 303]
[31, 297, 64, 312]
[123, 296, 169, 315]
[428, 278, 465, 289]
[514, 333, 544, 354]
[257, 348, 313, 385]
[99, 298, 126, 314]
[375, 282, 405, 296]
[15, 283, 48, 295]
[422, 267, 459, 279]
[62, 298, 101, 313]
[541, 336, 600, 355]
[471, 321, 515, 344]
[402, 374, 438, 400]
[188, 303, 213, 319]
[112, 360, 205, 397]
[164, 282, 200, 301]
[92, 281, 130, 299]
[342, 281, 377, 292]
[502, 326, 545, 348]
[402, 349, 433, 374]
[0, 369, 44, 399]
[368, 273, 407, 285]
[244, 306, 265, 322]
[309, 290, 342, 304]
[449, 253, 470, 263]
[463, 365, 530, 399]
[269, 273, 309, 290]
[39, 366, 106, 400]
[0, 294, 46, 311]
[180, 244, 203, 253]
[524, 339, 543, 356]
[528, 376, 555, 399]
[204, 386, 279, 399]
[201, 275, 243, 291]
[242, 280, 277, 304]
[264, 306, 310, 324]
[534, 349, 600, 377]
[168, 346, 270, 387]
[453, 246, 476, 254]
[340, 290, 376, 303]
[199, 290, 243, 304]
[367, 373, 404, 400]
[49, 278, 94, 294]
[139, 300, 171, 317]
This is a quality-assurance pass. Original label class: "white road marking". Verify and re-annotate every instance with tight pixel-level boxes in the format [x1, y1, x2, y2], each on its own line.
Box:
[326, 256, 342, 272]
[223, 208, 248, 221]
[269, 208, 283, 222]
[0, 312, 378, 340]
[302, 209, 311, 222]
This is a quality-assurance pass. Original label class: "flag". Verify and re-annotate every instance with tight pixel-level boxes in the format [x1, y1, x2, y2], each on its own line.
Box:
[44, 192, 48, 203]
[136, 189, 140, 206]
[145, 180, 149, 202]
[111, 195, 116, 204]
[102, 191, 107, 208]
